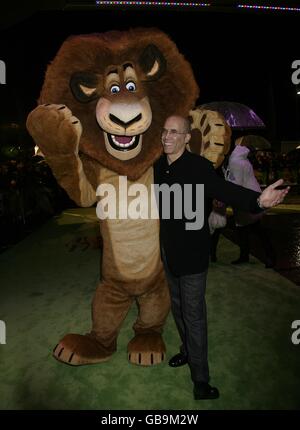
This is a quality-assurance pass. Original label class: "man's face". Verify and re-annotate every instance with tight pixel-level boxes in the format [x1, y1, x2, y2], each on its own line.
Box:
[161, 116, 189, 157]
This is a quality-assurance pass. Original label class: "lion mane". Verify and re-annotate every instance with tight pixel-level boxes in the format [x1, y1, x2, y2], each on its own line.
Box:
[39, 28, 199, 181]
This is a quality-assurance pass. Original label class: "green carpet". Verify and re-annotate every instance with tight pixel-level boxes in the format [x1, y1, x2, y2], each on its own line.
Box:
[0, 209, 299, 410]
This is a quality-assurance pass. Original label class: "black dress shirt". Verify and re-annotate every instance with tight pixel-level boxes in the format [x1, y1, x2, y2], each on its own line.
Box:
[154, 150, 262, 276]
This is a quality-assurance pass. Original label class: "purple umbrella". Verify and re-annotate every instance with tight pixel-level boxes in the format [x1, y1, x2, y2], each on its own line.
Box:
[199, 101, 266, 129]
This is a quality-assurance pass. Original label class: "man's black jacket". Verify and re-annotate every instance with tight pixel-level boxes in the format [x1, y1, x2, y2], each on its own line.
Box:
[154, 150, 262, 276]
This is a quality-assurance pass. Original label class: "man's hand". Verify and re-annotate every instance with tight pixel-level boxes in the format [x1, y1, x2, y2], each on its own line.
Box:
[258, 179, 290, 209]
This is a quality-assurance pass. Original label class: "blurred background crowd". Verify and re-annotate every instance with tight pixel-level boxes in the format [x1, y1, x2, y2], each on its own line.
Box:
[0, 123, 74, 251]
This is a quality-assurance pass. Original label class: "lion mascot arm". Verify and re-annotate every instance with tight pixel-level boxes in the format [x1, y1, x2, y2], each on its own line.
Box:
[188, 108, 231, 236]
[188, 108, 231, 168]
[26, 103, 96, 208]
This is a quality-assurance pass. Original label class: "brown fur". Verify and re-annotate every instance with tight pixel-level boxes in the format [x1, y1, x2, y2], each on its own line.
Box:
[39, 28, 199, 181]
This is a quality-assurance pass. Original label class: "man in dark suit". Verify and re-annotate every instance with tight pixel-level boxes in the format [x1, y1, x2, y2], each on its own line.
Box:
[154, 115, 289, 400]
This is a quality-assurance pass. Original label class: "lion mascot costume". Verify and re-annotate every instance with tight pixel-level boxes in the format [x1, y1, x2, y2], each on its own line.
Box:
[27, 28, 230, 367]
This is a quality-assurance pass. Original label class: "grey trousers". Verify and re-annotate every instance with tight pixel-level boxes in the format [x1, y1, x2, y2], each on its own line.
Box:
[162, 249, 209, 383]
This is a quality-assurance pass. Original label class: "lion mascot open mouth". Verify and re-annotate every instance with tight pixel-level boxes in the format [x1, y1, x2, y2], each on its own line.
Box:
[27, 28, 229, 366]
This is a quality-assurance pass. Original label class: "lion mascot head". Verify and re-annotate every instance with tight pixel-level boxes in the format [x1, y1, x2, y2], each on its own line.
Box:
[38, 28, 199, 180]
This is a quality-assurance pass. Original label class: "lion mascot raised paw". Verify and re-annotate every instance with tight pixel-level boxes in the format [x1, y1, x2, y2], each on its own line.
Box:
[26, 28, 199, 366]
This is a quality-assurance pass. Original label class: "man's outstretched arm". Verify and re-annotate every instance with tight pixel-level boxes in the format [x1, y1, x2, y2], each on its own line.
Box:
[204, 161, 290, 212]
[257, 179, 290, 209]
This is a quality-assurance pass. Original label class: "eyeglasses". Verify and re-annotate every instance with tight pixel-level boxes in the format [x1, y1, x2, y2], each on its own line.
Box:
[161, 128, 187, 137]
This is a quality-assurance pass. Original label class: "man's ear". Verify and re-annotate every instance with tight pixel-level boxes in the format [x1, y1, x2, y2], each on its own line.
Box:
[185, 133, 191, 144]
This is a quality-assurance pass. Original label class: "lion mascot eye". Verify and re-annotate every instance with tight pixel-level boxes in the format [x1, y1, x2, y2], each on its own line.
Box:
[110, 85, 120, 94]
[126, 81, 136, 92]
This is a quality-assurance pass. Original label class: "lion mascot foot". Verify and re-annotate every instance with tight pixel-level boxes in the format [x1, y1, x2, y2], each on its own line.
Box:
[127, 332, 166, 366]
[53, 334, 113, 366]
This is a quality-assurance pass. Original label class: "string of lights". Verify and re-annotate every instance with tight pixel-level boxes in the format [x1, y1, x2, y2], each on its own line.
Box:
[237, 4, 300, 12]
[95, 1, 210, 7]
[92, 1, 300, 12]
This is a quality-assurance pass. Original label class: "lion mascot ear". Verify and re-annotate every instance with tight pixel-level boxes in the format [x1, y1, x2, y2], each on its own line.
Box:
[139, 44, 166, 81]
[70, 72, 100, 103]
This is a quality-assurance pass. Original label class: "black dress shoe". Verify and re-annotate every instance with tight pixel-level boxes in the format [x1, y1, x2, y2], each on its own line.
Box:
[168, 353, 188, 368]
[231, 257, 249, 265]
[193, 382, 220, 400]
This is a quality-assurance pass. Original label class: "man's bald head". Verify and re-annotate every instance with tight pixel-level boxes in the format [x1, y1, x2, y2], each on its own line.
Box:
[161, 115, 191, 164]
[166, 115, 191, 134]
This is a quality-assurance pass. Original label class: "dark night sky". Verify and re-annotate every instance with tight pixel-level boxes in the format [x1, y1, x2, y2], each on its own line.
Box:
[0, 5, 300, 143]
